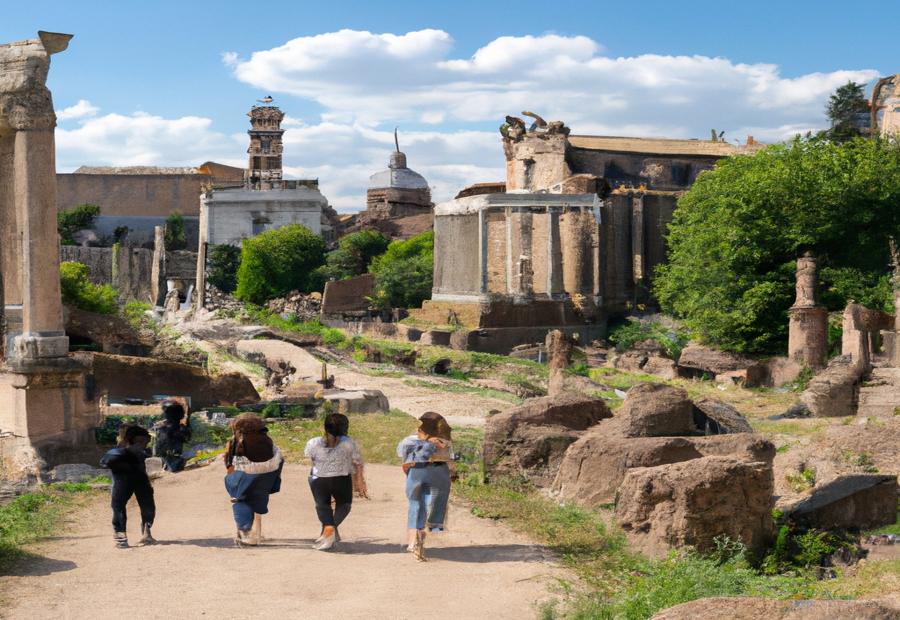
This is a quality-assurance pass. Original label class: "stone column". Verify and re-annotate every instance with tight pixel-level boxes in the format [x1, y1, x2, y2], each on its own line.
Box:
[478, 207, 488, 295]
[788, 252, 828, 368]
[11, 118, 67, 361]
[631, 193, 644, 288]
[547, 208, 564, 297]
[151, 225, 167, 306]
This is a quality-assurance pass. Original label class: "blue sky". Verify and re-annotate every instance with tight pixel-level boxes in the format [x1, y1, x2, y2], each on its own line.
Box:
[4, 1, 896, 211]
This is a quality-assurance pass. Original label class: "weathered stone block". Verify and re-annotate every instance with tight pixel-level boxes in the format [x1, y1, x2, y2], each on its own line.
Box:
[615, 456, 774, 558]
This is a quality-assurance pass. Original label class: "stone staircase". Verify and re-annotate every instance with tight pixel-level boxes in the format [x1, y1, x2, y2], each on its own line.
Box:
[858, 365, 900, 417]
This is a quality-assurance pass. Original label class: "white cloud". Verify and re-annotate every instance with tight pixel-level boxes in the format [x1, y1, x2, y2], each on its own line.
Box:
[56, 111, 243, 170]
[52, 30, 880, 215]
[56, 99, 99, 121]
[226, 30, 878, 136]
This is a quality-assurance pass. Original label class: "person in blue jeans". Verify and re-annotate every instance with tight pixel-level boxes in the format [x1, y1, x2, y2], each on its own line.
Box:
[397, 412, 454, 561]
[223, 413, 283, 546]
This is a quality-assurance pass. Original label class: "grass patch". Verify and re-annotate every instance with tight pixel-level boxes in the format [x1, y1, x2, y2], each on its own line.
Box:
[403, 378, 523, 405]
[455, 477, 843, 619]
[267, 409, 419, 466]
[750, 418, 835, 437]
[0, 485, 100, 571]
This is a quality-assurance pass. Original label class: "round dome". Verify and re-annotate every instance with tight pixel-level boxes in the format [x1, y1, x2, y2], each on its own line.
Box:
[368, 150, 429, 190]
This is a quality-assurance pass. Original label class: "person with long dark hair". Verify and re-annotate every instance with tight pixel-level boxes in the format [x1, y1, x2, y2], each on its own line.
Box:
[224, 413, 283, 546]
[304, 413, 365, 551]
[396, 412, 453, 561]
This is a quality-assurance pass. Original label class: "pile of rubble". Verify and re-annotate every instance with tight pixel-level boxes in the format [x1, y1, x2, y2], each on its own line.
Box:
[266, 290, 322, 322]
[204, 284, 246, 315]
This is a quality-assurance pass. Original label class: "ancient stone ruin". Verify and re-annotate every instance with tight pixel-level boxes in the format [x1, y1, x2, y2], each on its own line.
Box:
[788, 252, 828, 368]
[0, 32, 100, 481]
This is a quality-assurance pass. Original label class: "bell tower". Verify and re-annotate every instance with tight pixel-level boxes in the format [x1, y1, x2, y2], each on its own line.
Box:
[247, 101, 284, 187]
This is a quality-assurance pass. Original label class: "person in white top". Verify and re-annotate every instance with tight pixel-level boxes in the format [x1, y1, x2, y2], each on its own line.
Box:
[304, 413, 364, 550]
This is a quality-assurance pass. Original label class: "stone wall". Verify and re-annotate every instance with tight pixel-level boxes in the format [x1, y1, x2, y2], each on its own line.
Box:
[57, 173, 204, 217]
[59, 245, 196, 304]
[568, 146, 720, 191]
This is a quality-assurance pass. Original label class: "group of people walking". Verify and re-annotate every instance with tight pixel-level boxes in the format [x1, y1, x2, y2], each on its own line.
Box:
[100, 402, 454, 561]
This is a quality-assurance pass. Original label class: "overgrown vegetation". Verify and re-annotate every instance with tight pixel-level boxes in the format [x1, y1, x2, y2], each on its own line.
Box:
[164, 212, 187, 251]
[207, 244, 241, 293]
[57, 203, 100, 245]
[456, 478, 822, 619]
[235, 224, 326, 304]
[607, 318, 691, 360]
[655, 136, 900, 353]
[321, 230, 391, 281]
[59, 261, 118, 314]
[369, 230, 433, 308]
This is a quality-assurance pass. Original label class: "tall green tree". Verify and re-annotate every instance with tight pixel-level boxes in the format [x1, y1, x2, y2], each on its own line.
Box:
[369, 231, 434, 309]
[235, 224, 326, 304]
[321, 230, 391, 281]
[825, 81, 869, 142]
[164, 212, 187, 250]
[654, 136, 900, 354]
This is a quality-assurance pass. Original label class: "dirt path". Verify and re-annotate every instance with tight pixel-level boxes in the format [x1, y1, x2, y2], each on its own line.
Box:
[0, 464, 562, 620]
[235, 339, 517, 427]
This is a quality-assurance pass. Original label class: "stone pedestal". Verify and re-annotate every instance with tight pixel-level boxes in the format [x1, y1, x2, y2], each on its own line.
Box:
[788, 306, 828, 368]
[0, 357, 100, 481]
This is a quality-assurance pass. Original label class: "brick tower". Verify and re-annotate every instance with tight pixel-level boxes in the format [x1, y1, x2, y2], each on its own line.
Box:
[247, 102, 284, 188]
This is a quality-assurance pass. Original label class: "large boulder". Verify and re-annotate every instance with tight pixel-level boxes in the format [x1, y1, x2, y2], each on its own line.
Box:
[779, 474, 898, 530]
[554, 429, 774, 507]
[64, 305, 153, 356]
[320, 389, 390, 414]
[484, 393, 611, 486]
[651, 597, 900, 620]
[615, 456, 774, 558]
[612, 383, 695, 438]
[677, 343, 766, 387]
[793, 356, 865, 417]
[692, 398, 753, 434]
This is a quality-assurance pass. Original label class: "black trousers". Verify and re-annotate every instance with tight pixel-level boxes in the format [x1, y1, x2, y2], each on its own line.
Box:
[308, 475, 352, 528]
[111, 474, 155, 533]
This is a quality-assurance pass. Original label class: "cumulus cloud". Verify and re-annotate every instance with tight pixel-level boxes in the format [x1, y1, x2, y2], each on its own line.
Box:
[56, 99, 99, 121]
[52, 30, 879, 214]
[226, 30, 879, 136]
[56, 111, 243, 170]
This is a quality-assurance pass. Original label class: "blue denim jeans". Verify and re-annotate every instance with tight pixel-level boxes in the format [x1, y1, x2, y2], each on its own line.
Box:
[405, 463, 450, 530]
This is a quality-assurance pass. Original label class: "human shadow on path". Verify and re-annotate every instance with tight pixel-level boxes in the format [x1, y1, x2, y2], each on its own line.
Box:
[2, 554, 77, 577]
[151, 537, 316, 549]
[334, 539, 546, 563]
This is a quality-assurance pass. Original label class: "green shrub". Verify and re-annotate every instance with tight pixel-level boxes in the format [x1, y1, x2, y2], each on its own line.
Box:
[369, 231, 433, 309]
[59, 261, 118, 314]
[123, 300, 154, 331]
[57, 203, 100, 245]
[235, 224, 327, 304]
[608, 318, 691, 360]
[164, 212, 187, 250]
[322, 230, 390, 280]
[207, 243, 241, 293]
[655, 136, 900, 353]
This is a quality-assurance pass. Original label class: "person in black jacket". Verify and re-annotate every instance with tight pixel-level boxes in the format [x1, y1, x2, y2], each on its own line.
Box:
[153, 400, 192, 472]
[100, 424, 156, 548]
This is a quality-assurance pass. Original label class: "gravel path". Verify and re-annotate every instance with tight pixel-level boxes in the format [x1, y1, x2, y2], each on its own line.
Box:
[235, 339, 517, 427]
[0, 463, 562, 620]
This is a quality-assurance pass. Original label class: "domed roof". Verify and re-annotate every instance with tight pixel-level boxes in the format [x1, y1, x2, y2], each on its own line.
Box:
[368, 150, 429, 190]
